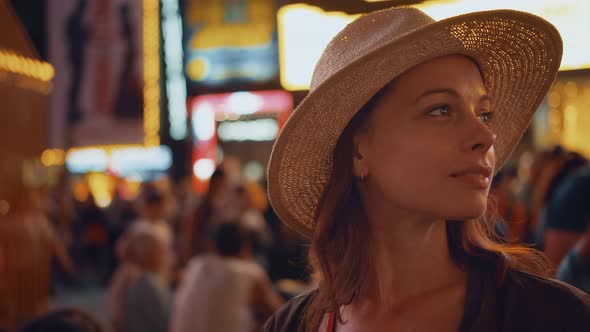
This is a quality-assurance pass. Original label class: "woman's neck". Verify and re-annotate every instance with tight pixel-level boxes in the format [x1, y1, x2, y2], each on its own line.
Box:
[359, 205, 466, 312]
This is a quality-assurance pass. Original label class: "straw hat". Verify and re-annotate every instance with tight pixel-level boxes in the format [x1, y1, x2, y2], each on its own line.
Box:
[268, 7, 563, 237]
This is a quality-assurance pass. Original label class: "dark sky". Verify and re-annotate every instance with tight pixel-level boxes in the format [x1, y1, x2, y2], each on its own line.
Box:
[10, 0, 47, 60]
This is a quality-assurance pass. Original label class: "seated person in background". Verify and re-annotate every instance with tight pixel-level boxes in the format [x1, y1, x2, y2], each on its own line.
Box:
[170, 222, 284, 332]
[17, 308, 103, 332]
[117, 232, 172, 332]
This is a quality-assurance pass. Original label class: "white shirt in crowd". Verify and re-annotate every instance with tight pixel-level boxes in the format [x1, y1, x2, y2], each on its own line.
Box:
[170, 253, 278, 332]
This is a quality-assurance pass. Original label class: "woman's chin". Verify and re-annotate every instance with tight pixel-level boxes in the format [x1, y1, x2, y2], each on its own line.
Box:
[444, 202, 487, 220]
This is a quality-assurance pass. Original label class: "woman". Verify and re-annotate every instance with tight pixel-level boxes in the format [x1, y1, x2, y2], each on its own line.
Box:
[118, 231, 172, 332]
[180, 168, 230, 264]
[263, 7, 590, 332]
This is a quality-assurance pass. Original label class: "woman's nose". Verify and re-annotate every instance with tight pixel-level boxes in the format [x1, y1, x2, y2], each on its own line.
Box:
[461, 113, 496, 153]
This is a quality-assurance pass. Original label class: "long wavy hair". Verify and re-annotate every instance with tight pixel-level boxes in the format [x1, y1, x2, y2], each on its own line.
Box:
[304, 82, 549, 331]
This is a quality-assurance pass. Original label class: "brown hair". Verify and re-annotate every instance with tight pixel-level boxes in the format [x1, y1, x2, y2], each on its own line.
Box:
[305, 84, 548, 331]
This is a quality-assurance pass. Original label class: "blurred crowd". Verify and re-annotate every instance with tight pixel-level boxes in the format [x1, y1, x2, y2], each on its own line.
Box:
[1, 160, 310, 332]
[1, 146, 590, 332]
[490, 146, 590, 289]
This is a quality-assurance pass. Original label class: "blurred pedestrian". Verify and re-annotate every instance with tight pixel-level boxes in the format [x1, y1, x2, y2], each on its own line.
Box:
[180, 168, 231, 264]
[227, 183, 273, 265]
[76, 194, 109, 282]
[490, 166, 528, 242]
[540, 153, 588, 265]
[263, 7, 589, 332]
[557, 224, 590, 295]
[546, 166, 590, 283]
[110, 187, 174, 330]
[171, 222, 283, 332]
[0, 188, 74, 331]
[117, 231, 172, 332]
[116, 187, 174, 269]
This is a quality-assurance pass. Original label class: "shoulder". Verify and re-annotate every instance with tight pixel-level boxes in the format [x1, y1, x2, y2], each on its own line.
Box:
[503, 269, 590, 328]
[233, 259, 268, 279]
[184, 255, 215, 276]
[129, 220, 149, 232]
[262, 290, 316, 332]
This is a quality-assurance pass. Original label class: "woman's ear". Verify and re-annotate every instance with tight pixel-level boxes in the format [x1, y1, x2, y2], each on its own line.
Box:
[352, 131, 369, 178]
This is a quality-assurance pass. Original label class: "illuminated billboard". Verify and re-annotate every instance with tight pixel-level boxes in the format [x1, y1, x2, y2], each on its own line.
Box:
[48, 0, 161, 148]
[278, 4, 358, 91]
[184, 0, 279, 87]
[189, 90, 293, 191]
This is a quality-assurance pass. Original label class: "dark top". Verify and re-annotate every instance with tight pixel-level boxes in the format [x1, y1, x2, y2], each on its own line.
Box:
[262, 262, 590, 332]
[121, 274, 170, 332]
[546, 166, 590, 233]
[557, 248, 590, 296]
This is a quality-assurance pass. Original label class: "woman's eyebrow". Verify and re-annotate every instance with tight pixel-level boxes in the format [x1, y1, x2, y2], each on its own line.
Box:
[415, 88, 460, 102]
[415, 88, 490, 103]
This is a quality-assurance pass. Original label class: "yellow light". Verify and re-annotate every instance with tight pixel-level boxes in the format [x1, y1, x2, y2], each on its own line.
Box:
[186, 57, 208, 80]
[55, 149, 66, 165]
[277, 4, 359, 91]
[564, 81, 578, 98]
[549, 107, 563, 139]
[87, 173, 115, 208]
[41, 149, 56, 166]
[186, 0, 274, 49]
[73, 181, 90, 202]
[123, 174, 143, 200]
[41, 148, 67, 166]
[143, 0, 161, 147]
[548, 91, 561, 108]
[0, 49, 55, 82]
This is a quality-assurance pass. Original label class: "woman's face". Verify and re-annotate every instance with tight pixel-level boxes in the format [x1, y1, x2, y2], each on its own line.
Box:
[355, 55, 496, 220]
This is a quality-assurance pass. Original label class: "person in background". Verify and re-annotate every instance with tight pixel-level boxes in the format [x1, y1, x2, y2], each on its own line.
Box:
[227, 183, 273, 266]
[516, 149, 554, 246]
[110, 188, 174, 331]
[131, 187, 174, 248]
[0, 188, 74, 331]
[547, 166, 590, 288]
[180, 168, 230, 264]
[118, 231, 172, 332]
[557, 224, 590, 295]
[170, 222, 283, 332]
[490, 166, 527, 242]
[76, 194, 109, 282]
[540, 153, 588, 268]
[108, 236, 140, 332]
[17, 308, 103, 332]
[116, 187, 174, 276]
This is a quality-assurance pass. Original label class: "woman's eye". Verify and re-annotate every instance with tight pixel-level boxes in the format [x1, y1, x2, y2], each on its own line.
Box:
[478, 112, 494, 123]
[427, 105, 450, 117]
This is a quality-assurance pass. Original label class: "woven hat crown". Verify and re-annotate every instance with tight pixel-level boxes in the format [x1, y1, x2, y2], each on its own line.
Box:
[311, 8, 435, 90]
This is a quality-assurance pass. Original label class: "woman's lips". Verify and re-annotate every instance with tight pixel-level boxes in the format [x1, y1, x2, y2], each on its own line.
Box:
[450, 165, 493, 189]
[451, 173, 491, 189]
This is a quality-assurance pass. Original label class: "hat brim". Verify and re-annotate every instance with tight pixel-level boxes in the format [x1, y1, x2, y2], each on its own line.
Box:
[268, 10, 563, 237]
